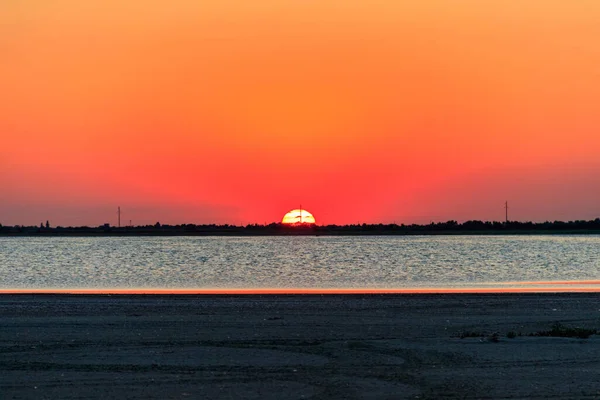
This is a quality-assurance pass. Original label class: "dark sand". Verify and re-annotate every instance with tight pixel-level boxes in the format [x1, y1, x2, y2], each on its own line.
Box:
[1, 294, 599, 399]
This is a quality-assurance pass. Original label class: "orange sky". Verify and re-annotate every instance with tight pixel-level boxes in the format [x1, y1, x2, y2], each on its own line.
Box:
[2, 1, 600, 226]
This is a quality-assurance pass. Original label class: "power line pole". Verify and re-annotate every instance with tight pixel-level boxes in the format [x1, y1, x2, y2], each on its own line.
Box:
[299, 204, 303, 223]
[504, 201, 508, 224]
[117, 206, 121, 228]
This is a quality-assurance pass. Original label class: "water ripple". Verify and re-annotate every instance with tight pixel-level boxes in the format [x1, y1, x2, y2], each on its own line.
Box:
[1, 235, 599, 290]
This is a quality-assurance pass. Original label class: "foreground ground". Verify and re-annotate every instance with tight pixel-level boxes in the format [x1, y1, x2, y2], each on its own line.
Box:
[1, 294, 599, 399]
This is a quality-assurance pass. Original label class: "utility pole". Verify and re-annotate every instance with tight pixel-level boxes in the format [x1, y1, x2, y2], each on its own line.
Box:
[117, 206, 121, 228]
[299, 204, 303, 223]
[504, 201, 509, 224]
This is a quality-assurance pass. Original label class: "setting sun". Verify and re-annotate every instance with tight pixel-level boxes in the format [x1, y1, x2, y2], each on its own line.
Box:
[282, 209, 316, 225]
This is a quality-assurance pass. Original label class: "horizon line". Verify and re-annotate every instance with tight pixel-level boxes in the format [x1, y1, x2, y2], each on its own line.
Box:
[3, 217, 600, 229]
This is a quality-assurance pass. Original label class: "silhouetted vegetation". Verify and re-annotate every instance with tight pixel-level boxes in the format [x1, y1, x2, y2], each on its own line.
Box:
[456, 331, 501, 342]
[456, 323, 598, 341]
[0, 218, 599, 236]
[458, 331, 486, 339]
[529, 322, 597, 339]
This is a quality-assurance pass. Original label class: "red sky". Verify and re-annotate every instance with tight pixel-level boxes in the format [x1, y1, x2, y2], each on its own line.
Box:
[2, 1, 600, 226]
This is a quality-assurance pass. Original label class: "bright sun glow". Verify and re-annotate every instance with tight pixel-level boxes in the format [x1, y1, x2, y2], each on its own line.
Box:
[282, 209, 316, 225]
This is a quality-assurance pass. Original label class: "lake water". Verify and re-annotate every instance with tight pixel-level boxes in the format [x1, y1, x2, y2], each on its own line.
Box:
[1, 235, 599, 291]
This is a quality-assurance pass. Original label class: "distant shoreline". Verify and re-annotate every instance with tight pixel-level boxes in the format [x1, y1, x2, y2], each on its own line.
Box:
[2, 231, 600, 237]
[0, 218, 600, 236]
[2, 219, 600, 236]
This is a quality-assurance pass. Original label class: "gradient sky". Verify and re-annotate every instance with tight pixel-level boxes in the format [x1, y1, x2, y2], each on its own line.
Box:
[2, 1, 600, 226]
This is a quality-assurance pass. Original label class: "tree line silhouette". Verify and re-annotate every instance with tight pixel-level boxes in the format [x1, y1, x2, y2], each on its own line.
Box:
[1, 219, 599, 236]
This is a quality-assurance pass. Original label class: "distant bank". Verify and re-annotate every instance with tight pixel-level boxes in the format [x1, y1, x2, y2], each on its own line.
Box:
[1, 219, 599, 236]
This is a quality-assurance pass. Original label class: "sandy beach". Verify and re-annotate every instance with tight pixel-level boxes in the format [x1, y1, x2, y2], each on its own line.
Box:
[1, 293, 599, 399]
